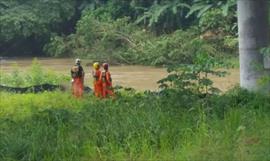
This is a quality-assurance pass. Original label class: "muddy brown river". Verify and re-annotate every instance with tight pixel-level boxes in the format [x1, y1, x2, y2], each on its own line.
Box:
[0, 58, 239, 91]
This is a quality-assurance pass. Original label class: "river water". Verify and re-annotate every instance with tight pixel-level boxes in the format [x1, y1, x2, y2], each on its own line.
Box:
[0, 58, 239, 91]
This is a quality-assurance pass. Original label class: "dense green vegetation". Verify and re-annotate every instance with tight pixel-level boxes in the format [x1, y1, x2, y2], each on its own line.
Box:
[2, 1, 270, 161]
[0, 58, 269, 161]
[0, 0, 237, 65]
[0, 0, 78, 55]
[1, 87, 270, 161]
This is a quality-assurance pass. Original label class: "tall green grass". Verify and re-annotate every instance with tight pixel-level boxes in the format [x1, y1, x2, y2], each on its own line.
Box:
[0, 88, 269, 161]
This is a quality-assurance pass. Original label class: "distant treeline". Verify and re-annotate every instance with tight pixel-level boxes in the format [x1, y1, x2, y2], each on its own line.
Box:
[0, 0, 237, 65]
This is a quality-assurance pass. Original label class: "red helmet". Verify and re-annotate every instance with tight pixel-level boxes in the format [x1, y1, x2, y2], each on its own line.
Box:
[103, 63, 109, 70]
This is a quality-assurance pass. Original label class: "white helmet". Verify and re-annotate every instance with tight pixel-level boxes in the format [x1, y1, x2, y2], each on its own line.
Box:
[75, 58, 81, 64]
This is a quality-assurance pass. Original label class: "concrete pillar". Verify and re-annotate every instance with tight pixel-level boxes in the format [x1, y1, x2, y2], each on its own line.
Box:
[237, 0, 269, 91]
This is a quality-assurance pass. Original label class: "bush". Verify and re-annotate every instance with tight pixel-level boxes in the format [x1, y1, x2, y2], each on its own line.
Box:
[44, 5, 239, 66]
[44, 35, 75, 57]
[198, 8, 238, 55]
[130, 29, 221, 66]
[45, 12, 224, 66]
[158, 52, 229, 96]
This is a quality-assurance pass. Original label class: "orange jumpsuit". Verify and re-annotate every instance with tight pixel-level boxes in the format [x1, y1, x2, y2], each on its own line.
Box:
[93, 69, 102, 97]
[72, 77, 84, 98]
[71, 65, 84, 98]
[100, 71, 114, 98]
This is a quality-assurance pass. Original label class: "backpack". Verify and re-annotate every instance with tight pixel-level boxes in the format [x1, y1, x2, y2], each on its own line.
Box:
[100, 71, 112, 83]
[71, 65, 80, 78]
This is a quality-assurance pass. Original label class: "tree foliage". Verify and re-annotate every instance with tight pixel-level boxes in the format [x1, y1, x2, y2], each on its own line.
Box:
[0, 0, 238, 59]
[1, 1, 75, 38]
[186, 0, 236, 18]
[0, 0, 82, 55]
[135, 0, 191, 34]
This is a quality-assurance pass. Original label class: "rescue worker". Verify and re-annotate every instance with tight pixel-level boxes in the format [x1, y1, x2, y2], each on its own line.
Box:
[71, 58, 84, 98]
[100, 63, 115, 98]
[92, 62, 102, 97]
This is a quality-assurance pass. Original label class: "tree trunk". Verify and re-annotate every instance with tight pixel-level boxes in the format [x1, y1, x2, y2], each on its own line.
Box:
[237, 0, 269, 91]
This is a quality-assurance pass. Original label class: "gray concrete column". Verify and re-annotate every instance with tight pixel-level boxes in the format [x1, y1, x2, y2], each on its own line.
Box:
[237, 0, 269, 91]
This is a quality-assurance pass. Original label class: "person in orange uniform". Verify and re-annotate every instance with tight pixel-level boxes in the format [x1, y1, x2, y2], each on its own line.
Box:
[92, 62, 102, 97]
[100, 63, 115, 98]
[71, 58, 84, 98]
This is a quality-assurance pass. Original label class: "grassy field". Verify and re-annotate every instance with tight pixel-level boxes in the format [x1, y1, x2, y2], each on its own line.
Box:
[0, 88, 269, 161]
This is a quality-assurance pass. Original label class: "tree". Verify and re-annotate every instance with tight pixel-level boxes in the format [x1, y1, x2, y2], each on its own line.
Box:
[135, 0, 191, 34]
[0, 0, 89, 56]
[186, 0, 236, 18]
[237, 0, 269, 91]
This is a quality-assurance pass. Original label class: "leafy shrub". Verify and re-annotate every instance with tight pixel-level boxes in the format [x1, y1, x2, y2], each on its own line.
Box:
[76, 13, 137, 62]
[130, 29, 221, 66]
[7, 65, 25, 86]
[44, 35, 75, 57]
[46, 14, 223, 66]
[198, 8, 236, 34]
[158, 53, 229, 95]
[45, 12, 139, 63]
[45, 6, 236, 66]
[198, 8, 238, 55]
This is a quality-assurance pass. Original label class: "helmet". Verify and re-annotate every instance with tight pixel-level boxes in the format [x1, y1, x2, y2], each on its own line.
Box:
[93, 62, 100, 69]
[75, 58, 81, 65]
[103, 63, 109, 70]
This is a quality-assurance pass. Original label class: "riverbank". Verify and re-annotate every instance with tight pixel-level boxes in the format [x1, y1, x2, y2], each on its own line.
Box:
[0, 88, 269, 161]
[0, 57, 239, 91]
